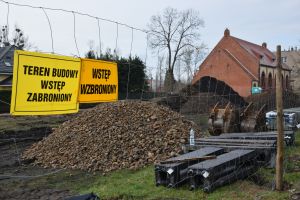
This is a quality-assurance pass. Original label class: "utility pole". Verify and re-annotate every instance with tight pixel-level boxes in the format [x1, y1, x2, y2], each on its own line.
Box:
[276, 45, 284, 191]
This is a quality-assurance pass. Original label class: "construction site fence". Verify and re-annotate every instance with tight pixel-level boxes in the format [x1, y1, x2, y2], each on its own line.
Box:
[1, 90, 300, 114]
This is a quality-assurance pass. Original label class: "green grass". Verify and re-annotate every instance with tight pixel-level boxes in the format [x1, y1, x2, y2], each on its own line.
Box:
[75, 131, 300, 200]
[65, 166, 290, 200]
[183, 114, 209, 133]
[3, 131, 300, 200]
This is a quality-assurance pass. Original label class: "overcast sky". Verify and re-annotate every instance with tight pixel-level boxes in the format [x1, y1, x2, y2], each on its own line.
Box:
[0, 0, 299, 76]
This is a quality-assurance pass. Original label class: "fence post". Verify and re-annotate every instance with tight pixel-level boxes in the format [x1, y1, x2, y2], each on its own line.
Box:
[275, 45, 284, 191]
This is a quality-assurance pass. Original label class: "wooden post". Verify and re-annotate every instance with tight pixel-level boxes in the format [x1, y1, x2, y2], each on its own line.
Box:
[276, 45, 284, 191]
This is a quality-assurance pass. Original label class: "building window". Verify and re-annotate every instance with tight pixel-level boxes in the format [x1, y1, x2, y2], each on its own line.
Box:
[281, 57, 287, 63]
[261, 71, 266, 89]
[268, 73, 272, 89]
[282, 74, 284, 89]
[286, 75, 289, 90]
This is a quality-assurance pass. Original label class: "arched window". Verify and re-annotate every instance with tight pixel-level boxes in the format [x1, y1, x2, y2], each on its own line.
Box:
[268, 73, 272, 89]
[261, 71, 266, 89]
[286, 75, 289, 90]
[282, 74, 284, 89]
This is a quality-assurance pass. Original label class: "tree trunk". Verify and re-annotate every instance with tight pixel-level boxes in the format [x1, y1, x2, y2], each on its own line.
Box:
[164, 69, 176, 93]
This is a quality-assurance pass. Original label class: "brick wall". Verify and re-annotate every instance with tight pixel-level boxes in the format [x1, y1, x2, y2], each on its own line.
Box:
[193, 35, 259, 97]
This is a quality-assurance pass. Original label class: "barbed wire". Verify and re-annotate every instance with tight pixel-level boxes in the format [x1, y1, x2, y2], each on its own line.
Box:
[0, 0, 299, 195]
[5, 1, 9, 39]
[114, 22, 119, 60]
[96, 18, 102, 56]
[126, 28, 134, 99]
[141, 34, 150, 100]
[0, 0, 148, 34]
[41, 7, 54, 54]
[72, 11, 80, 58]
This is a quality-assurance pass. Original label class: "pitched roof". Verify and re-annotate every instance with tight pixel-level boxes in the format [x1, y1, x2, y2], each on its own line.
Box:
[223, 48, 258, 80]
[282, 50, 300, 68]
[0, 45, 14, 60]
[232, 37, 276, 66]
[0, 76, 12, 86]
[0, 45, 17, 74]
[231, 36, 291, 70]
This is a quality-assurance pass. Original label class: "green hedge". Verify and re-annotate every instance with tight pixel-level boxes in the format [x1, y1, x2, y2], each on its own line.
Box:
[0, 91, 11, 113]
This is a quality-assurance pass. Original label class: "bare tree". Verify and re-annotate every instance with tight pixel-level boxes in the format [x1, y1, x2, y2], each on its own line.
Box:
[157, 55, 164, 92]
[0, 25, 9, 47]
[148, 7, 204, 92]
[182, 44, 207, 83]
[182, 48, 193, 83]
[175, 59, 182, 83]
[193, 45, 206, 74]
[0, 25, 34, 50]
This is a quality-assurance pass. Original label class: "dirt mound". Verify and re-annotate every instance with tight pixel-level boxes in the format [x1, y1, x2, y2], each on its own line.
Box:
[23, 101, 200, 172]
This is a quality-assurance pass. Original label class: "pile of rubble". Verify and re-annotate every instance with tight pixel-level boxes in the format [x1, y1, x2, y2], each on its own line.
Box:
[23, 101, 200, 172]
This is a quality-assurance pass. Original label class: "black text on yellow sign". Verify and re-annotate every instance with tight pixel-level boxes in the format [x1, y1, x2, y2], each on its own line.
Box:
[78, 59, 118, 103]
[10, 50, 81, 115]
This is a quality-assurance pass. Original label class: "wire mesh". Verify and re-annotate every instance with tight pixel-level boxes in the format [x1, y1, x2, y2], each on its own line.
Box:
[0, 0, 299, 198]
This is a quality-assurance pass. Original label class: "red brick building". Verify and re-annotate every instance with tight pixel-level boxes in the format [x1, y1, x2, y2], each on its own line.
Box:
[192, 29, 291, 97]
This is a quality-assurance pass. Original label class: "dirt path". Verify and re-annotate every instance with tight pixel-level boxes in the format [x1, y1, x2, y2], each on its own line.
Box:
[0, 115, 77, 200]
[0, 188, 73, 200]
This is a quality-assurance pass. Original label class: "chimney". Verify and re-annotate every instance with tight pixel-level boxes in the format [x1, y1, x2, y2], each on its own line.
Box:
[262, 42, 267, 48]
[224, 28, 230, 37]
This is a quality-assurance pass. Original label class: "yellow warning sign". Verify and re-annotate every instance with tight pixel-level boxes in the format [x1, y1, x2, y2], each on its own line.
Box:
[78, 59, 118, 103]
[10, 50, 81, 115]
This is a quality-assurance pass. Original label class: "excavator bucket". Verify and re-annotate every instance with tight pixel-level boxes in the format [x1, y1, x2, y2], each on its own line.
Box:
[240, 102, 266, 132]
[208, 102, 239, 136]
[208, 101, 268, 135]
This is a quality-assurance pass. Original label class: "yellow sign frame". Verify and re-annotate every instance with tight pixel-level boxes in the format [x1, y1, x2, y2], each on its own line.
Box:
[10, 50, 81, 115]
[78, 59, 118, 103]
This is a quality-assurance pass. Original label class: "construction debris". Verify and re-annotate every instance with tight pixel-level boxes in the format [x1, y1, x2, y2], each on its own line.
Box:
[22, 101, 200, 172]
